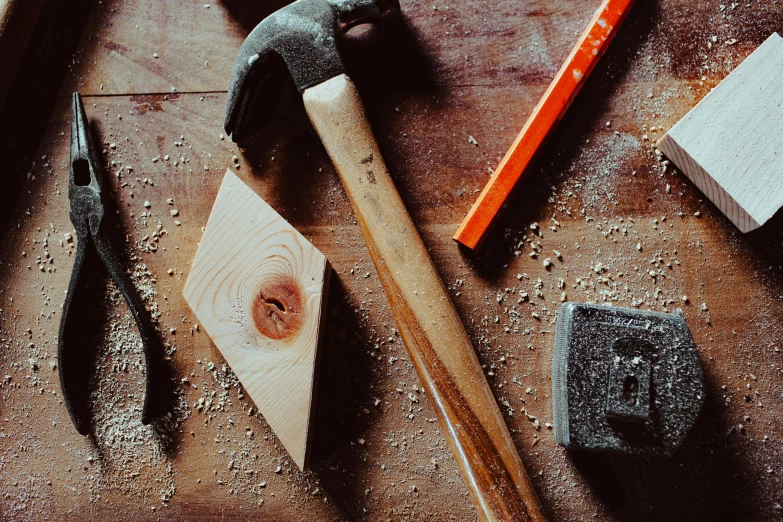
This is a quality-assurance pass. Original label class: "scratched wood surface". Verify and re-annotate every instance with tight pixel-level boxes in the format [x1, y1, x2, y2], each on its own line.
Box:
[0, 0, 782, 521]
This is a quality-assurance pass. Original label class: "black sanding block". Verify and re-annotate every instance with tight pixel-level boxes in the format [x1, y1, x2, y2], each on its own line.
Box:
[552, 302, 705, 455]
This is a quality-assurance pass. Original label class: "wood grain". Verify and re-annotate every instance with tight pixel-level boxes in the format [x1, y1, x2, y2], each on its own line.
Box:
[303, 74, 546, 522]
[0, 0, 783, 520]
[657, 32, 783, 233]
[183, 170, 330, 471]
[454, 0, 635, 250]
[59, 0, 599, 96]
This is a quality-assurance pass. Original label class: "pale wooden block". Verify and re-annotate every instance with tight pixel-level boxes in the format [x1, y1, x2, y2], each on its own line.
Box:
[183, 170, 330, 470]
[657, 32, 783, 232]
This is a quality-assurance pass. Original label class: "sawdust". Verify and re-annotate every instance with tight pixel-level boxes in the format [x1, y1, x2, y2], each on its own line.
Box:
[1, 0, 782, 520]
[83, 282, 186, 508]
[449, 2, 783, 517]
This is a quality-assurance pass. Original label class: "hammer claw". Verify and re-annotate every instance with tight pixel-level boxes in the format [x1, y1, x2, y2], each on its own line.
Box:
[224, 51, 286, 141]
[224, 0, 399, 140]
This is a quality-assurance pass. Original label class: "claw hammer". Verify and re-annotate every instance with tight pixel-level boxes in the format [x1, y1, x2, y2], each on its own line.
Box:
[224, 1, 547, 520]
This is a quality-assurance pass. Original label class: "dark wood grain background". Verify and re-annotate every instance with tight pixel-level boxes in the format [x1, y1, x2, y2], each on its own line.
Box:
[0, 0, 781, 520]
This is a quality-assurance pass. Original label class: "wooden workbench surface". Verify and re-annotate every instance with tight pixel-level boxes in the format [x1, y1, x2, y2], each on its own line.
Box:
[0, 0, 781, 520]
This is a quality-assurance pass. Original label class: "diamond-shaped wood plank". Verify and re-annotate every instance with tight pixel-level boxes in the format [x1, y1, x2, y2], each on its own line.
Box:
[183, 170, 330, 470]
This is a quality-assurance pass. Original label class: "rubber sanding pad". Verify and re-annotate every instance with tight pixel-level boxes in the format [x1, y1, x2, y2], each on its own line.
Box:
[552, 303, 705, 455]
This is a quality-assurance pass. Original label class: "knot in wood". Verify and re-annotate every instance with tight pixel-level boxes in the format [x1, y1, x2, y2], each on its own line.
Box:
[252, 277, 303, 341]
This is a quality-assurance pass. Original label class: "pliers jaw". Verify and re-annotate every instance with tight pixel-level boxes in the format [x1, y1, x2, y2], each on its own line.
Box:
[69, 93, 104, 239]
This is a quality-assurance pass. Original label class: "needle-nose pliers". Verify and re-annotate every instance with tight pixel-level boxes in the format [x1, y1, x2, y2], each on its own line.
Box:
[58, 93, 159, 434]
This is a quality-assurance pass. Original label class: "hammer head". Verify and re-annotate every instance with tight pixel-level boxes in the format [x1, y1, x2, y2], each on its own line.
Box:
[225, 0, 399, 142]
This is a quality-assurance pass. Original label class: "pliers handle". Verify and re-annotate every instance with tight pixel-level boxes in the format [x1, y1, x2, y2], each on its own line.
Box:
[58, 93, 160, 435]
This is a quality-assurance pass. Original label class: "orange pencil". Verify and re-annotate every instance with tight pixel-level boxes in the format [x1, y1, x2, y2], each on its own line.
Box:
[454, 0, 635, 250]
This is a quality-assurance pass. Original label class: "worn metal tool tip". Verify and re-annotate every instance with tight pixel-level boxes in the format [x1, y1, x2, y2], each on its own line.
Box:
[71, 92, 90, 159]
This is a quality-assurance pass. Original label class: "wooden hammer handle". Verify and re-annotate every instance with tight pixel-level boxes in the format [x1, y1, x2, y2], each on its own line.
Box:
[303, 74, 547, 522]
